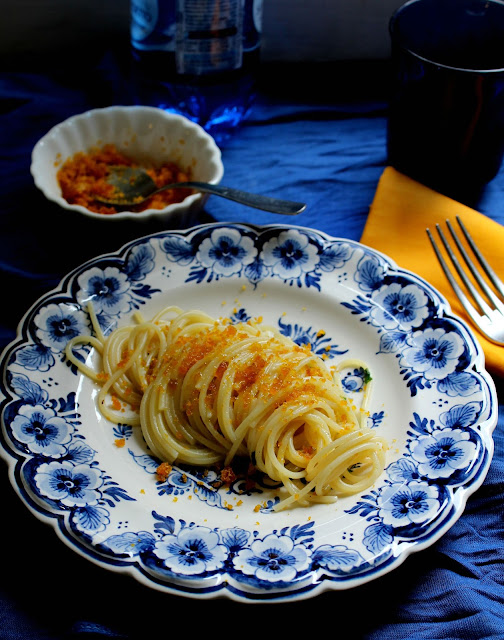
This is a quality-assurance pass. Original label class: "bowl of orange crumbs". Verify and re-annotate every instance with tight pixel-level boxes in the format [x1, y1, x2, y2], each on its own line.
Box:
[30, 106, 224, 222]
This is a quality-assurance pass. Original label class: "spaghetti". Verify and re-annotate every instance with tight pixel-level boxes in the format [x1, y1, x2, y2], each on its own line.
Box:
[66, 305, 387, 510]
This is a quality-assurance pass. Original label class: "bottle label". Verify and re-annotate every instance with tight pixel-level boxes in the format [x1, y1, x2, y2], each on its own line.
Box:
[175, 0, 243, 75]
[130, 0, 262, 72]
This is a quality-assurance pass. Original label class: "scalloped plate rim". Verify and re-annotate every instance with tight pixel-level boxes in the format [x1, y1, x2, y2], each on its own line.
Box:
[0, 221, 498, 603]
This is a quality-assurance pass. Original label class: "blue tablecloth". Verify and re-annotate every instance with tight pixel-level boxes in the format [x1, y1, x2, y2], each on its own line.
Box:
[1, 50, 503, 639]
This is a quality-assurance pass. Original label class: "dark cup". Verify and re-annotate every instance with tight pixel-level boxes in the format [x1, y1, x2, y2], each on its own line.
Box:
[387, 0, 504, 205]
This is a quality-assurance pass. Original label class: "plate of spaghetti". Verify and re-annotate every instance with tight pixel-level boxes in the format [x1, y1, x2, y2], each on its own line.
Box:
[0, 222, 497, 602]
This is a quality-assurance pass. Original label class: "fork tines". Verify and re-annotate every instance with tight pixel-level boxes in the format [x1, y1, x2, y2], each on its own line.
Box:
[427, 216, 504, 345]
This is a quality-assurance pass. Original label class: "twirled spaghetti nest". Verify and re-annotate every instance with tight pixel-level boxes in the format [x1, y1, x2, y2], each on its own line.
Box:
[66, 305, 387, 510]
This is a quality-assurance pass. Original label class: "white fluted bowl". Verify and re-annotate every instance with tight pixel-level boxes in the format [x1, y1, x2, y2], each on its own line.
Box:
[30, 106, 224, 222]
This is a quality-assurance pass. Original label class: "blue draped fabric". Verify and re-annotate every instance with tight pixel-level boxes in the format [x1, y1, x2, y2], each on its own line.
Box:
[0, 50, 503, 639]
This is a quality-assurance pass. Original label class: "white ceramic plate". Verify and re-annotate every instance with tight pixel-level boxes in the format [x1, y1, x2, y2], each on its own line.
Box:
[0, 223, 497, 602]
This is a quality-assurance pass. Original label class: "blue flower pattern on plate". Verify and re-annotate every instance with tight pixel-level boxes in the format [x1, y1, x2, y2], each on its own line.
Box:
[101, 516, 364, 588]
[161, 227, 353, 290]
[0, 223, 496, 602]
[347, 402, 484, 555]
[4, 373, 134, 538]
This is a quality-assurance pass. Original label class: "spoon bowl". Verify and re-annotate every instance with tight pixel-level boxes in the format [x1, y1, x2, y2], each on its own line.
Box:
[97, 166, 306, 215]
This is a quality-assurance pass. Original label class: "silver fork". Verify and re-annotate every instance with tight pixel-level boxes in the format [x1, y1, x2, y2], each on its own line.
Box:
[427, 216, 504, 345]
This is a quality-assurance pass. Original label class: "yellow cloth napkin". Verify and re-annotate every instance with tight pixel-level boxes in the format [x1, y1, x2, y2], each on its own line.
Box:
[361, 167, 504, 377]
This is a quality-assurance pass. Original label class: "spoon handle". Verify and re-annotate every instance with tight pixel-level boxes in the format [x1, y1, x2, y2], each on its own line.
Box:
[163, 181, 306, 215]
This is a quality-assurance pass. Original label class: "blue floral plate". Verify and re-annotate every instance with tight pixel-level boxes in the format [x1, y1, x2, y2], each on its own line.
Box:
[0, 223, 497, 602]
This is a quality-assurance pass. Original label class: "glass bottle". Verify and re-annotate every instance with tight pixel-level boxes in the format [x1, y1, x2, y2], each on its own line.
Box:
[130, 0, 263, 140]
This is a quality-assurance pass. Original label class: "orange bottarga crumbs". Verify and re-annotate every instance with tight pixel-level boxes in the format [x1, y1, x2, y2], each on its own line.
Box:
[117, 349, 132, 370]
[144, 320, 331, 491]
[156, 462, 172, 482]
[220, 466, 237, 485]
[145, 357, 159, 386]
[174, 324, 245, 378]
[161, 322, 323, 423]
[56, 143, 192, 215]
[299, 445, 315, 459]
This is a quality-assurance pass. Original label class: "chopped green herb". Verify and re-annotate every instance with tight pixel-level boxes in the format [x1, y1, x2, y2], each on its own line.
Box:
[361, 368, 372, 384]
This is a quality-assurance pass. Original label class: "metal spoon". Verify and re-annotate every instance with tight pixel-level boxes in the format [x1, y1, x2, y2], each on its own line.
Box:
[95, 165, 306, 215]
